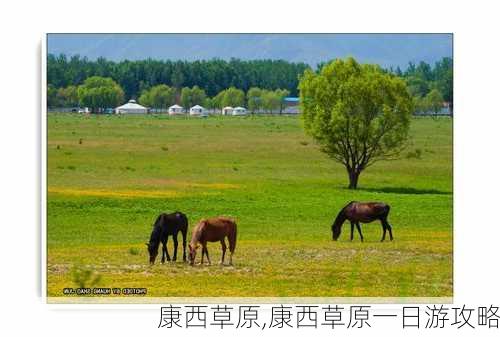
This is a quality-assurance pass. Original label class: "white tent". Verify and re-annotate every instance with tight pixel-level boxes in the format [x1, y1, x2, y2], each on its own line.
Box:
[222, 106, 233, 115]
[115, 100, 148, 114]
[168, 104, 185, 115]
[232, 106, 247, 116]
[189, 105, 207, 116]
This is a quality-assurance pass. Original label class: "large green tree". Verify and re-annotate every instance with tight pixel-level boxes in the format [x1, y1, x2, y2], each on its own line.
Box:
[139, 84, 175, 110]
[261, 90, 281, 113]
[299, 58, 413, 189]
[275, 88, 290, 114]
[213, 91, 226, 109]
[204, 97, 216, 112]
[190, 86, 207, 106]
[247, 87, 262, 113]
[47, 84, 59, 108]
[56, 85, 79, 107]
[77, 76, 124, 113]
[180, 86, 207, 109]
[221, 87, 245, 107]
[424, 89, 444, 117]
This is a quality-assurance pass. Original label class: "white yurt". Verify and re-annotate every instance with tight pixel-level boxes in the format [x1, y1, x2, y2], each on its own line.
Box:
[232, 106, 247, 116]
[222, 106, 233, 115]
[168, 104, 185, 115]
[189, 105, 207, 116]
[115, 100, 148, 114]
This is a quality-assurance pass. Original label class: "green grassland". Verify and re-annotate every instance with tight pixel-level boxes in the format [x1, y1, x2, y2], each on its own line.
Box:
[47, 114, 452, 298]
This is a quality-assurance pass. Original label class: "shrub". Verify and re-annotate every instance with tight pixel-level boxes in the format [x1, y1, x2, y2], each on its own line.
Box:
[71, 265, 101, 288]
[406, 149, 422, 159]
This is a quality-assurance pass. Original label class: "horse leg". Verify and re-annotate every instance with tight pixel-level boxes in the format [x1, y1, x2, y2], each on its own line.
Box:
[355, 222, 364, 242]
[161, 240, 166, 264]
[228, 229, 236, 266]
[381, 221, 387, 242]
[202, 243, 211, 265]
[350, 221, 355, 241]
[200, 244, 205, 265]
[165, 236, 171, 261]
[220, 239, 227, 265]
[172, 233, 179, 262]
[383, 219, 394, 241]
[182, 230, 187, 262]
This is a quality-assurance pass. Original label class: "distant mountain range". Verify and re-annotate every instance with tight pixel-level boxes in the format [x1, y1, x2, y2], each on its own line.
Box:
[47, 33, 452, 69]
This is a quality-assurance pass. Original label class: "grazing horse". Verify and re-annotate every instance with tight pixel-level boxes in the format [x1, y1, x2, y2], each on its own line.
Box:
[331, 201, 393, 242]
[188, 217, 237, 266]
[146, 212, 188, 264]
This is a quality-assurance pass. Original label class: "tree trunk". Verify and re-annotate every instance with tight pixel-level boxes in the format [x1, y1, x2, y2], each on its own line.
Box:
[348, 169, 360, 189]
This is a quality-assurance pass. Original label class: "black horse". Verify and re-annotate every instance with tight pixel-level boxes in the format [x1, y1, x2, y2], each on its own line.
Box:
[331, 201, 393, 242]
[146, 212, 188, 264]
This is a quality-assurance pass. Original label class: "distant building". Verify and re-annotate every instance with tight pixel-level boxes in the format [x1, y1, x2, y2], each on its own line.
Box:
[222, 106, 233, 115]
[168, 104, 185, 115]
[232, 107, 247, 116]
[282, 97, 300, 114]
[414, 101, 453, 116]
[189, 105, 208, 116]
[115, 100, 148, 114]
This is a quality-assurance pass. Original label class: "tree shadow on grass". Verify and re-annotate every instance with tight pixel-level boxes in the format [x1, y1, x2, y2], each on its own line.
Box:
[356, 186, 452, 195]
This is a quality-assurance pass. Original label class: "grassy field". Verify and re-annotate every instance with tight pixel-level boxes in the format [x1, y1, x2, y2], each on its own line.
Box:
[47, 114, 452, 299]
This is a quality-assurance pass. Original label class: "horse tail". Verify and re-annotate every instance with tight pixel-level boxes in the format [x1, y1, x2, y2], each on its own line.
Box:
[176, 211, 189, 232]
[229, 221, 237, 253]
[382, 203, 391, 219]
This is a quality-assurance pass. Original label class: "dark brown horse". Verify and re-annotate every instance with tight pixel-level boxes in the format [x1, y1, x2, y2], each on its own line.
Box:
[188, 217, 237, 266]
[331, 201, 393, 242]
[146, 212, 188, 264]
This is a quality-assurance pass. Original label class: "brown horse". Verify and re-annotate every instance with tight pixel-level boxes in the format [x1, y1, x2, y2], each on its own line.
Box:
[188, 217, 237, 266]
[331, 201, 393, 242]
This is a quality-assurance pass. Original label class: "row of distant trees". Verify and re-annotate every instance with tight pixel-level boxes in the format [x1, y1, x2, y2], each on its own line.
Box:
[48, 77, 124, 112]
[394, 58, 453, 114]
[47, 54, 308, 98]
[47, 55, 453, 114]
[141, 85, 290, 112]
[47, 77, 291, 113]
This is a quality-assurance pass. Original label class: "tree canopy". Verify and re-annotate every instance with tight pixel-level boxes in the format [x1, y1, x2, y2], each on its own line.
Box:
[397, 58, 453, 111]
[219, 87, 245, 108]
[77, 76, 125, 112]
[47, 54, 310, 99]
[299, 57, 413, 189]
[247, 87, 263, 112]
[180, 86, 207, 108]
[138, 84, 176, 109]
[47, 53, 452, 115]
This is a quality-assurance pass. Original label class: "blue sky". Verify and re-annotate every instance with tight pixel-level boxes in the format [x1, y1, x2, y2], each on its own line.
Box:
[48, 33, 452, 68]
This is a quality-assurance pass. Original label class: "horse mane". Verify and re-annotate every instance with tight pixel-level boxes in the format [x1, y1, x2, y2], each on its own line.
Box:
[148, 214, 164, 248]
[191, 219, 207, 245]
[152, 213, 164, 228]
[332, 201, 355, 232]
